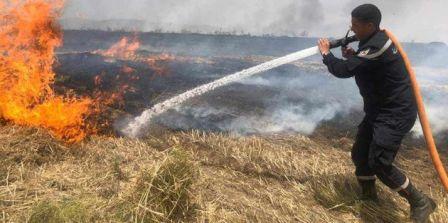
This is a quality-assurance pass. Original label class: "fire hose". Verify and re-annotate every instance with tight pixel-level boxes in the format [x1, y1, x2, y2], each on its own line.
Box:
[384, 30, 448, 192]
[124, 29, 448, 192]
[329, 29, 448, 192]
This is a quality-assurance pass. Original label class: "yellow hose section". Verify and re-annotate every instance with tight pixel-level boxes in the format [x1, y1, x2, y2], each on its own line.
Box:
[384, 29, 448, 192]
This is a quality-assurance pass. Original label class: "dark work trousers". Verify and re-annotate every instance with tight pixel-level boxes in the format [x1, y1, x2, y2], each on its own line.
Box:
[351, 115, 417, 191]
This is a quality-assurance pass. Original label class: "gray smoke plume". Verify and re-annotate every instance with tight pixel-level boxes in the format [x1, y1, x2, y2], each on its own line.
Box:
[120, 47, 321, 137]
[154, 63, 363, 136]
[154, 63, 448, 137]
[412, 67, 448, 136]
[62, 0, 448, 42]
[61, 0, 448, 137]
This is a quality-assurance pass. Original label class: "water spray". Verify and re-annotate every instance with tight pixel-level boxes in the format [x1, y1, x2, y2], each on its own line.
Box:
[120, 33, 357, 138]
[120, 28, 447, 191]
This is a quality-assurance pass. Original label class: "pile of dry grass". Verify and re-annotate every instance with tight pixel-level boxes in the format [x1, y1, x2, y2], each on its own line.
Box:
[123, 148, 198, 222]
[1, 125, 447, 222]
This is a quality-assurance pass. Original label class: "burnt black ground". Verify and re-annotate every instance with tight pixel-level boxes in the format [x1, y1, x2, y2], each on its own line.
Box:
[54, 30, 448, 150]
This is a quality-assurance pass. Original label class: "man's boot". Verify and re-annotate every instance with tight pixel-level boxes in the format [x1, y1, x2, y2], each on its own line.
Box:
[398, 182, 436, 223]
[358, 179, 379, 202]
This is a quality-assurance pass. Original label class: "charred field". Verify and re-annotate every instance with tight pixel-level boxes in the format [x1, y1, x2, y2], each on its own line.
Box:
[1, 29, 448, 222]
[55, 30, 448, 148]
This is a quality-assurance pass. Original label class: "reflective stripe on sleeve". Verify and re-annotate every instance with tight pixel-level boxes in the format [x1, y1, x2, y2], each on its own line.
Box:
[357, 39, 393, 59]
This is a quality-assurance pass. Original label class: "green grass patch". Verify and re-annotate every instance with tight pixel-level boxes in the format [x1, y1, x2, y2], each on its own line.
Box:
[29, 198, 92, 223]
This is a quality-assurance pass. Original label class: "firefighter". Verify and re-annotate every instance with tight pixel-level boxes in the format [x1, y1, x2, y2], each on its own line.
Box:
[317, 4, 436, 223]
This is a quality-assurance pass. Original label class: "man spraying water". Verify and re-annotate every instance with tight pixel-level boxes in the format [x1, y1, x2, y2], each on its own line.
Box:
[120, 4, 442, 221]
[318, 4, 436, 222]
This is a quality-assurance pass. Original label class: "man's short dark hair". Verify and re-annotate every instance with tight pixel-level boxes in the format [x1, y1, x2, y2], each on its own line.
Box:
[351, 4, 382, 28]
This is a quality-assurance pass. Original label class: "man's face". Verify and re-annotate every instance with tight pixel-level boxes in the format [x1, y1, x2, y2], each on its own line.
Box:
[351, 17, 376, 41]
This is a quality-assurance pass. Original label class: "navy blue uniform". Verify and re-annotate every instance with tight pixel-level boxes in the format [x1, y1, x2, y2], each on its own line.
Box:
[322, 30, 417, 191]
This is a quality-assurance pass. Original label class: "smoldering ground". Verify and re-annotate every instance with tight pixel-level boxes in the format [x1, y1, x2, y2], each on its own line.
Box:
[58, 0, 448, 140]
[57, 29, 448, 142]
[154, 60, 448, 138]
[155, 63, 362, 135]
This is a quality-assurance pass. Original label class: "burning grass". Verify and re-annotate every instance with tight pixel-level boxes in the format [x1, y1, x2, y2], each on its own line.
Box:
[1, 125, 447, 222]
[1, 1, 223, 143]
[0, 0, 94, 142]
[1, 2, 446, 222]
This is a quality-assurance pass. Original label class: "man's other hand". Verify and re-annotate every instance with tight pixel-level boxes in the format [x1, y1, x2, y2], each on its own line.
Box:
[318, 38, 330, 55]
[342, 46, 356, 58]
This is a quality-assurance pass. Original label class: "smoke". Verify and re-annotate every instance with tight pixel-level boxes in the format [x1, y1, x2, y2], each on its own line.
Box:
[62, 0, 324, 36]
[409, 41, 448, 136]
[155, 64, 363, 136]
[62, 0, 448, 43]
[343, 0, 448, 43]
[120, 47, 321, 137]
[412, 67, 448, 136]
[226, 104, 340, 135]
[418, 44, 448, 69]
[60, 0, 448, 137]
[153, 63, 448, 138]
[228, 71, 361, 135]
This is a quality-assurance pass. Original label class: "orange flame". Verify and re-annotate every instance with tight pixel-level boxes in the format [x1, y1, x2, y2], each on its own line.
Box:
[145, 53, 175, 76]
[96, 37, 140, 59]
[121, 65, 135, 74]
[0, 0, 93, 143]
[96, 36, 177, 76]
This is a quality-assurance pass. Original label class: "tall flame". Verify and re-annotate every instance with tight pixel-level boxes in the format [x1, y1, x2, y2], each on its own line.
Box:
[0, 0, 93, 142]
